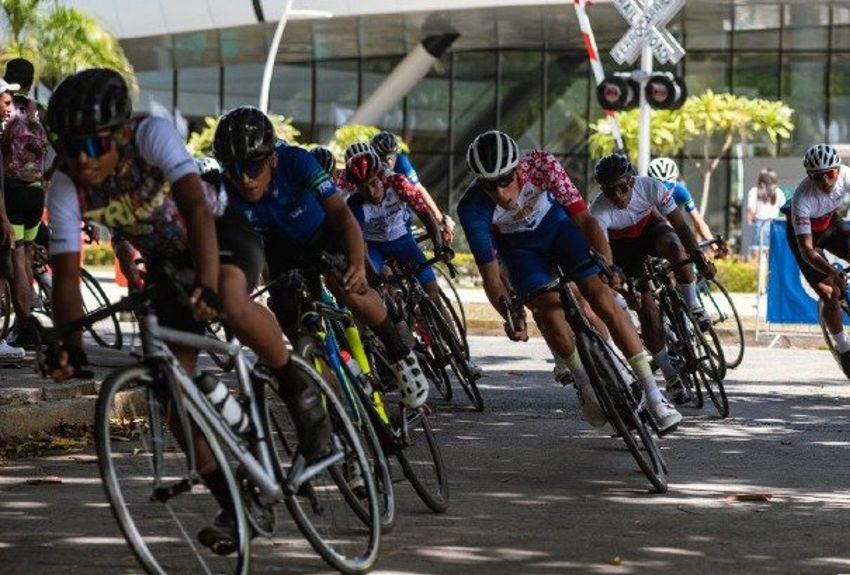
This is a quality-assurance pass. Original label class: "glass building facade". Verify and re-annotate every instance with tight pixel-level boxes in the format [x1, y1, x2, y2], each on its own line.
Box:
[123, 2, 850, 247]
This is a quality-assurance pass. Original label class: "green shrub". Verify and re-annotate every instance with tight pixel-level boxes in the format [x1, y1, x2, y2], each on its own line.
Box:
[714, 257, 758, 293]
[82, 244, 115, 267]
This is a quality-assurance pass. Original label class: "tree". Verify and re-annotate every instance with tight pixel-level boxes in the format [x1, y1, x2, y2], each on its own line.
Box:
[187, 114, 301, 157]
[0, 0, 135, 90]
[589, 91, 794, 213]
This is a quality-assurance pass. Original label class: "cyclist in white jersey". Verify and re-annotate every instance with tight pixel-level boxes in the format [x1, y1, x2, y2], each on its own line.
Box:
[784, 144, 850, 376]
[591, 153, 715, 405]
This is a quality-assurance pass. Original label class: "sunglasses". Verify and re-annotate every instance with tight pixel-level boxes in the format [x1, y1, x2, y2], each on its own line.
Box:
[479, 170, 516, 192]
[808, 168, 838, 182]
[226, 156, 271, 179]
[602, 175, 634, 194]
[63, 132, 115, 158]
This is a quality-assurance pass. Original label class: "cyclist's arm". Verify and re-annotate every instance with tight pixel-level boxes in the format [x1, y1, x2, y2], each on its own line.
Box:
[687, 209, 714, 242]
[479, 259, 514, 315]
[415, 182, 444, 222]
[571, 208, 612, 263]
[324, 193, 366, 274]
[667, 207, 702, 255]
[796, 232, 837, 278]
[397, 176, 443, 248]
[51, 252, 83, 348]
[172, 173, 219, 292]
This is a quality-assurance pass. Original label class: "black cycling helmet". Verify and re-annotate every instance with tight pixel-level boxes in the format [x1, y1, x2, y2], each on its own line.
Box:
[311, 146, 336, 175]
[467, 130, 519, 180]
[213, 106, 276, 164]
[594, 152, 635, 187]
[47, 68, 132, 140]
[371, 130, 399, 158]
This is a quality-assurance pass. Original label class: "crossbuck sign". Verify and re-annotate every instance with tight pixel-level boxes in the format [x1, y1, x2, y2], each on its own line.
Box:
[610, 0, 685, 65]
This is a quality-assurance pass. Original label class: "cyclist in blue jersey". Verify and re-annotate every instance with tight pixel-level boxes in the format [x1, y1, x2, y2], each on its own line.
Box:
[458, 130, 681, 432]
[371, 130, 456, 243]
[214, 107, 430, 410]
[647, 157, 715, 244]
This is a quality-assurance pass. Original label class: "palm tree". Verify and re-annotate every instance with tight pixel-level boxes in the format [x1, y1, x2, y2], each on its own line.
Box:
[0, 0, 135, 90]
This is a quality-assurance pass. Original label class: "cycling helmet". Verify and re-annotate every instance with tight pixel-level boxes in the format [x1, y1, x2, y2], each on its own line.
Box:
[371, 130, 399, 157]
[467, 130, 519, 180]
[594, 152, 634, 186]
[346, 150, 382, 185]
[344, 141, 375, 161]
[647, 157, 679, 183]
[803, 144, 840, 172]
[194, 156, 222, 176]
[311, 146, 336, 175]
[47, 68, 132, 139]
[213, 106, 275, 164]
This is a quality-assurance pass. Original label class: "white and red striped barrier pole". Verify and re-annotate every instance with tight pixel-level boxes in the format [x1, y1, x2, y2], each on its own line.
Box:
[573, 0, 625, 150]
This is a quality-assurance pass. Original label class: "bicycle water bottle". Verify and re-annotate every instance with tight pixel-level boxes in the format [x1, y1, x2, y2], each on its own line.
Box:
[340, 349, 362, 378]
[195, 372, 250, 434]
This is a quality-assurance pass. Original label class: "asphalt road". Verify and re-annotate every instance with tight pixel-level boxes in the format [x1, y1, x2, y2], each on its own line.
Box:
[2, 336, 850, 574]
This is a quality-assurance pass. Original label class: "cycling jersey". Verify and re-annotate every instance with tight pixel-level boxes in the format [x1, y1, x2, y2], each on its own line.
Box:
[394, 152, 420, 185]
[333, 170, 356, 200]
[225, 142, 337, 245]
[458, 150, 586, 265]
[590, 176, 677, 240]
[48, 116, 220, 258]
[347, 169, 428, 243]
[664, 181, 697, 212]
[788, 165, 850, 235]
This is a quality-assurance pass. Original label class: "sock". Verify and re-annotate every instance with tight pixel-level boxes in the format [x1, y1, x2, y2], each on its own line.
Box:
[652, 347, 677, 379]
[373, 315, 410, 362]
[677, 281, 700, 310]
[833, 330, 850, 353]
[271, 359, 310, 401]
[564, 348, 591, 388]
[607, 337, 634, 380]
[628, 351, 663, 404]
[201, 468, 235, 516]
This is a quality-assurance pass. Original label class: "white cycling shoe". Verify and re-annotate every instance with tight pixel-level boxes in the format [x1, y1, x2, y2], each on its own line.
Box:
[575, 383, 607, 428]
[648, 397, 682, 433]
[391, 351, 429, 409]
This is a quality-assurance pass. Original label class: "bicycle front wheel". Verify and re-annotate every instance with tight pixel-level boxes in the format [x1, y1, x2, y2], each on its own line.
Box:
[678, 304, 728, 418]
[81, 268, 123, 349]
[698, 278, 745, 369]
[96, 364, 250, 575]
[264, 355, 381, 575]
[579, 332, 668, 494]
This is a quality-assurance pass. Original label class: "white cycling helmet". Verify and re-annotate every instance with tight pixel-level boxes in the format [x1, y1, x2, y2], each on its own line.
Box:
[647, 157, 679, 183]
[194, 155, 222, 175]
[467, 130, 519, 180]
[803, 144, 840, 172]
[344, 141, 376, 161]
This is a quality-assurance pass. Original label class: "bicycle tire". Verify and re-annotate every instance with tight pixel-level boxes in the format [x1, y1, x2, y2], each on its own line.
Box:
[96, 364, 250, 574]
[408, 307, 453, 401]
[699, 278, 745, 369]
[436, 263, 467, 334]
[578, 332, 668, 493]
[368, 339, 450, 513]
[818, 299, 850, 374]
[81, 268, 123, 349]
[265, 355, 381, 574]
[676, 302, 728, 418]
[420, 297, 483, 411]
[297, 335, 397, 532]
[438, 286, 469, 359]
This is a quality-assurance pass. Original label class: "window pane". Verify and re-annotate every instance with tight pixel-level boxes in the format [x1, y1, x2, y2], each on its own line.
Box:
[408, 152, 450, 212]
[782, 4, 830, 51]
[544, 52, 589, 155]
[269, 63, 313, 141]
[136, 69, 173, 114]
[177, 67, 219, 120]
[315, 59, 359, 143]
[361, 57, 403, 130]
[829, 54, 850, 144]
[452, 51, 497, 152]
[833, 6, 850, 51]
[780, 54, 827, 155]
[223, 64, 263, 112]
[733, 4, 780, 51]
[685, 3, 732, 51]
[685, 52, 730, 96]
[499, 51, 543, 150]
[405, 54, 450, 153]
[733, 53, 779, 100]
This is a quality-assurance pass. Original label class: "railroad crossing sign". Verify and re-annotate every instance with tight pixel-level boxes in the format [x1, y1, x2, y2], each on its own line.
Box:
[610, 0, 685, 65]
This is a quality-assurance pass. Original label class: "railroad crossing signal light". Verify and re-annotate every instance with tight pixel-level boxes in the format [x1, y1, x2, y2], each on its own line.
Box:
[645, 72, 687, 110]
[597, 72, 687, 111]
[596, 74, 640, 111]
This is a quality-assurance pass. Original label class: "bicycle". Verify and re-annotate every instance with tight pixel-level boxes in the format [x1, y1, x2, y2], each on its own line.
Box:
[503, 251, 669, 493]
[380, 251, 483, 411]
[696, 236, 745, 370]
[54, 269, 381, 574]
[817, 262, 850, 375]
[277, 252, 450, 514]
[637, 254, 729, 418]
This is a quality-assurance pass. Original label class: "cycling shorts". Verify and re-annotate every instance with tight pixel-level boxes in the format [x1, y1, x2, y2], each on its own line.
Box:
[785, 211, 850, 288]
[610, 213, 676, 290]
[367, 233, 436, 286]
[5, 183, 45, 244]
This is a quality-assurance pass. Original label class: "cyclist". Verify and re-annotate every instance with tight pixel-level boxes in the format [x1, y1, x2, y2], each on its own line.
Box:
[371, 130, 455, 242]
[213, 106, 430, 410]
[647, 157, 716, 244]
[782, 144, 850, 376]
[42, 68, 331, 554]
[458, 131, 681, 432]
[590, 152, 716, 405]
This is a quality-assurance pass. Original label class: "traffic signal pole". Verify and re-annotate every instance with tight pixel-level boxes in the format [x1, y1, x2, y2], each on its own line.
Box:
[638, 45, 653, 175]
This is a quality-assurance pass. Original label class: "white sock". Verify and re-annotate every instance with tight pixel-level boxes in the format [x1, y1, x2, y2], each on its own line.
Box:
[833, 330, 850, 353]
[677, 281, 700, 310]
[627, 351, 664, 404]
[607, 337, 634, 380]
[652, 347, 677, 379]
[564, 348, 592, 388]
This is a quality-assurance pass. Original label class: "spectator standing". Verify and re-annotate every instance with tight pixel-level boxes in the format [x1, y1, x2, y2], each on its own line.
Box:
[747, 168, 786, 258]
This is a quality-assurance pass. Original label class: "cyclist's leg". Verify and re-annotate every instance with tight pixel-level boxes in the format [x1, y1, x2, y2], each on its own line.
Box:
[7, 185, 44, 345]
[812, 220, 850, 351]
[654, 230, 704, 318]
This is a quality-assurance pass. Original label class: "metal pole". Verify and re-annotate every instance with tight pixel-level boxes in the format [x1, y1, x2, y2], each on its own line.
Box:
[259, 0, 294, 114]
[637, 44, 653, 175]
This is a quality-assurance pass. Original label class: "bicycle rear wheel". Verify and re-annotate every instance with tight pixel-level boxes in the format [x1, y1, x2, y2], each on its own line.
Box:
[96, 364, 250, 575]
[81, 268, 123, 349]
[438, 286, 469, 359]
[436, 264, 467, 335]
[818, 299, 850, 374]
[264, 355, 381, 575]
[698, 278, 745, 369]
[679, 304, 728, 418]
[579, 332, 668, 494]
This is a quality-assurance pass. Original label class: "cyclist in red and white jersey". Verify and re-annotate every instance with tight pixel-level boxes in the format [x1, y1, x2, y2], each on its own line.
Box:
[784, 144, 850, 376]
[591, 153, 715, 405]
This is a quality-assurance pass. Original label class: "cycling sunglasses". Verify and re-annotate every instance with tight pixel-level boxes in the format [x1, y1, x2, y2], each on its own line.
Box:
[479, 170, 516, 192]
[808, 168, 839, 182]
[62, 132, 116, 158]
[226, 156, 271, 179]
